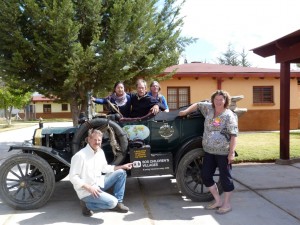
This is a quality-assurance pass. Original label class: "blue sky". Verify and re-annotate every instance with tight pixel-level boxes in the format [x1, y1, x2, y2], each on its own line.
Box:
[178, 0, 300, 69]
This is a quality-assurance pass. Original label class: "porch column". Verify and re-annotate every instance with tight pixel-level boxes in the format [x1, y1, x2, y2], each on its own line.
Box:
[279, 62, 290, 160]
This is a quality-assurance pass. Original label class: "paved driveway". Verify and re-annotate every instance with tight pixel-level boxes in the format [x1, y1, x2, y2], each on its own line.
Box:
[0, 122, 72, 161]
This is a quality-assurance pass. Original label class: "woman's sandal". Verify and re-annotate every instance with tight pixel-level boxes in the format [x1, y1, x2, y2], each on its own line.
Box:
[215, 207, 232, 214]
[204, 203, 222, 210]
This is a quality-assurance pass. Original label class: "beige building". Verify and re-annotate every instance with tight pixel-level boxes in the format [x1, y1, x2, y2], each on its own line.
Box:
[20, 95, 71, 120]
[19, 63, 300, 131]
[158, 62, 300, 131]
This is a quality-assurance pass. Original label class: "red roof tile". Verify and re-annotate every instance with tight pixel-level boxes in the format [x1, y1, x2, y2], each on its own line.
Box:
[32, 95, 54, 102]
[164, 63, 280, 73]
[163, 63, 300, 78]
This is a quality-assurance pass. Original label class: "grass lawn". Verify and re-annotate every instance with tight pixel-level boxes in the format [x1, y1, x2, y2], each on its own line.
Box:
[235, 131, 300, 163]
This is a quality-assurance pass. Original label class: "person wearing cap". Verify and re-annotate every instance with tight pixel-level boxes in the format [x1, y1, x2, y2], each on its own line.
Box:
[148, 81, 169, 112]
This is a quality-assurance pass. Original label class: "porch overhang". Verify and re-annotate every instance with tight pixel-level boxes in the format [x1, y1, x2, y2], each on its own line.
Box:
[252, 29, 300, 164]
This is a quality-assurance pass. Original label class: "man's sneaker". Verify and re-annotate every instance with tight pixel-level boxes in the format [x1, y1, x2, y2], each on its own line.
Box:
[80, 200, 94, 217]
[111, 203, 129, 213]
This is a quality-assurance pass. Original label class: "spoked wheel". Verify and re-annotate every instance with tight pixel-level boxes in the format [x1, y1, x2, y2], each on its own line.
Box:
[176, 148, 223, 202]
[0, 154, 55, 209]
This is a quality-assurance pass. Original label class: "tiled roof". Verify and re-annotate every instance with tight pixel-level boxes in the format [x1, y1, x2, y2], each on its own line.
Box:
[32, 95, 54, 102]
[163, 62, 300, 78]
[164, 62, 280, 73]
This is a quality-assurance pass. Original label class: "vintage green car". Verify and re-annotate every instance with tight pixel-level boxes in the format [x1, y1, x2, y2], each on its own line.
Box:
[0, 97, 247, 210]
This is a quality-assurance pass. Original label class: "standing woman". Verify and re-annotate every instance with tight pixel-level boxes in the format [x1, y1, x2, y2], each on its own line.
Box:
[178, 90, 238, 214]
[91, 81, 131, 117]
[148, 81, 169, 112]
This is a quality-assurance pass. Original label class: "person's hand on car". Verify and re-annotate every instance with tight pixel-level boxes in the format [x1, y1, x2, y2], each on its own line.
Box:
[150, 105, 160, 115]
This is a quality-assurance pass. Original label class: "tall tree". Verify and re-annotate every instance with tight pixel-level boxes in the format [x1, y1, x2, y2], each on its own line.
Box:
[0, 0, 194, 125]
[217, 43, 251, 67]
[217, 43, 240, 66]
[239, 48, 251, 67]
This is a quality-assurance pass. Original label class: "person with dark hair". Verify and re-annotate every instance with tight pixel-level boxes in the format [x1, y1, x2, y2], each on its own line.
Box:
[69, 129, 133, 216]
[91, 81, 131, 117]
[178, 90, 238, 215]
[148, 81, 169, 112]
[129, 79, 166, 118]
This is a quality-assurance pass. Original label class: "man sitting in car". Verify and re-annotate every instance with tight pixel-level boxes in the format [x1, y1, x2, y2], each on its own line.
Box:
[129, 79, 165, 118]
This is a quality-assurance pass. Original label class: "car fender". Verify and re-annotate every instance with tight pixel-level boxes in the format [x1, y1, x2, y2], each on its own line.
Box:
[9, 145, 71, 167]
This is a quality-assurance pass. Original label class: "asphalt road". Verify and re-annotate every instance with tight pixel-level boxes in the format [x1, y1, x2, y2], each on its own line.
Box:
[0, 122, 73, 161]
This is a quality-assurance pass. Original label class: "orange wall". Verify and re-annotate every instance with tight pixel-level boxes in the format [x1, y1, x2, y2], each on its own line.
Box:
[239, 109, 300, 131]
[160, 76, 300, 131]
[160, 77, 220, 102]
[161, 77, 300, 110]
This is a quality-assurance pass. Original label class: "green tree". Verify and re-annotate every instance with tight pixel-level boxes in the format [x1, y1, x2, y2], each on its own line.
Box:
[240, 48, 251, 67]
[217, 43, 239, 66]
[0, 85, 32, 125]
[0, 0, 194, 125]
[217, 43, 251, 67]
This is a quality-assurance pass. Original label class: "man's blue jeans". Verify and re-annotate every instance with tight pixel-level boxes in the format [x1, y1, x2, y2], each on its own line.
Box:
[82, 169, 127, 211]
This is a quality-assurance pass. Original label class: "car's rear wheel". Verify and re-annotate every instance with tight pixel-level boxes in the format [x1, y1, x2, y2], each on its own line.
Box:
[0, 154, 55, 209]
[176, 148, 223, 202]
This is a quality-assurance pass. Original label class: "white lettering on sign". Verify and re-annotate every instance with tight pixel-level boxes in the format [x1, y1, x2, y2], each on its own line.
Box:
[150, 159, 169, 163]
[143, 163, 158, 167]
[139, 158, 170, 168]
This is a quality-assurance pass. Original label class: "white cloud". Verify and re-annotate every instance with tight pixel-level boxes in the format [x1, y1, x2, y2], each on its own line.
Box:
[179, 0, 300, 69]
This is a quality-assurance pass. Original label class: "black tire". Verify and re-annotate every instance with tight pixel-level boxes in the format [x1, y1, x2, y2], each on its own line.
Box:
[72, 118, 128, 165]
[176, 148, 223, 202]
[0, 154, 56, 210]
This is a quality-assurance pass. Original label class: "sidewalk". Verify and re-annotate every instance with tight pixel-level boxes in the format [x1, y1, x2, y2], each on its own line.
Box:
[0, 162, 300, 225]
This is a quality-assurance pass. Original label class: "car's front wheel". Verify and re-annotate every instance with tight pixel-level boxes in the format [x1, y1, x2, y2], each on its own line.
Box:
[0, 154, 55, 209]
[176, 148, 223, 202]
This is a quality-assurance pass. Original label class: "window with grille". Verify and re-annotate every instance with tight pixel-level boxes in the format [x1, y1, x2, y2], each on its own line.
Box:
[167, 87, 190, 110]
[253, 86, 274, 103]
[43, 104, 52, 113]
[61, 104, 68, 111]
